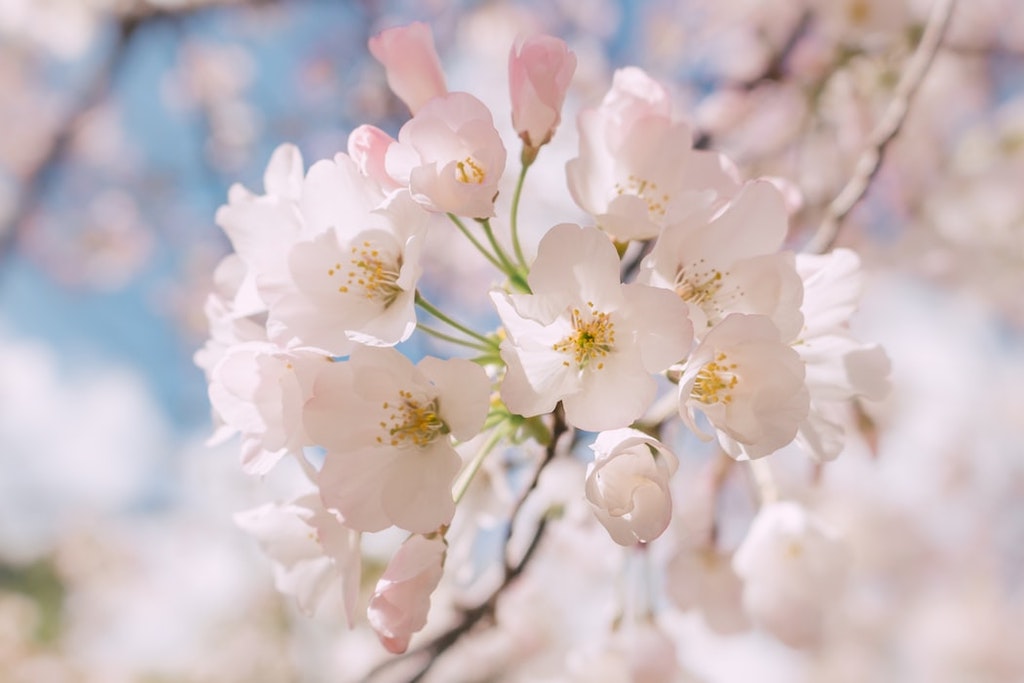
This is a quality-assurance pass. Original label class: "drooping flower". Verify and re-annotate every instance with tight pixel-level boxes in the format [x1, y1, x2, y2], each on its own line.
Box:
[585, 428, 679, 545]
[304, 346, 490, 534]
[791, 248, 891, 461]
[732, 501, 848, 648]
[679, 313, 809, 459]
[368, 22, 447, 114]
[385, 91, 507, 218]
[234, 493, 361, 624]
[265, 155, 432, 355]
[367, 533, 447, 654]
[509, 34, 577, 155]
[640, 180, 805, 341]
[492, 223, 692, 432]
[207, 342, 325, 475]
[567, 67, 740, 241]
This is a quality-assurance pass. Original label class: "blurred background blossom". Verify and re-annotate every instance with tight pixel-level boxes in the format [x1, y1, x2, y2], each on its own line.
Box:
[2, 0, 1024, 681]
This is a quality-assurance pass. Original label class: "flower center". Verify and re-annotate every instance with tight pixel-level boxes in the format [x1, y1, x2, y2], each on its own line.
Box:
[614, 174, 669, 219]
[690, 353, 739, 405]
[376, 390, 447, 448]
[455, 157, 486, 184]
[327, 240, 402, 305]
[552, 303, 616, 370]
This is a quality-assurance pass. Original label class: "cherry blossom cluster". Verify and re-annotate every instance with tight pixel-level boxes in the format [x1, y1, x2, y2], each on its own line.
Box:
[196, 21, 890, 666]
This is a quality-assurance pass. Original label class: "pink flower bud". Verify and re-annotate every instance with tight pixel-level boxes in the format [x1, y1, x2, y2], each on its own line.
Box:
[368, 22, 448, 115]
[509, 34, 576, 152]
[347, 124, 400, 191]
[367, 534, 446, 654]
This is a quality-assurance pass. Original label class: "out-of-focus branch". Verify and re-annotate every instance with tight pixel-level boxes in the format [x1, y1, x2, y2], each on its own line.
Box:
[0, 0, 319, 267]
[803, 0, 957, 254]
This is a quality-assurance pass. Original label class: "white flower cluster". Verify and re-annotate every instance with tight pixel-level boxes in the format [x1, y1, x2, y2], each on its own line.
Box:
[196, 22, 890, 661]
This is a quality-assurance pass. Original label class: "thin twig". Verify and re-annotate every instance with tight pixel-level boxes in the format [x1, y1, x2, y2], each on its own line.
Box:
[804, 0, 957, 254]
[363, 406, 570, 683]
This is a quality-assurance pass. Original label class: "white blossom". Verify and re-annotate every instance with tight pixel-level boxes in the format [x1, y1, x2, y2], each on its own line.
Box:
[493, 223, 692, 432]
[304, 346, 490, 534]
[567, 67, 740, 241]
[679, 313, 809, 459]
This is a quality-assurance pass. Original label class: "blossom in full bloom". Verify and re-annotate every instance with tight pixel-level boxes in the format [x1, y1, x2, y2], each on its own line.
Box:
[732, 501, 848, 647]
[214, 143, 310, 317]
[509, 34, 577, 154]
[385, 91, 507, 218]
[266, 154, 432, 355]
[792, 248, 891, 461]
[304, 346, 490, 534]
[584, 428, 679, 545]
[567, 67, 740, 241]
[492, 223, 692, 432]
[368, 22, 447, 114]
[639, 180, 805, 341]
[678, 313, 809, 459]
[207, 342, 325, 475]
[234, 493, 361, 624]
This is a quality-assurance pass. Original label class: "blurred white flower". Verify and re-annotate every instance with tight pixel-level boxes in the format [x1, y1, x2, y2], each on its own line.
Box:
[733, 501, 848, 648]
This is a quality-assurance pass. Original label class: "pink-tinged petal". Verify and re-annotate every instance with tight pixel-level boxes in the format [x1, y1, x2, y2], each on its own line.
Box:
[565, 344, 654, 431]
[381, 443, 460, 533]
[796, 248, 864, 333]
[301, 155, 383, 236]
[509, 34, 577, 148]
[498, 333, 579, 418]
[620, 282, 693, 373]
[368, 22, 447, 114]
[388, 92, 505, 217]
[527, 223, 623, 308]
[263, 143, 304, 200]
[348, 124, 400, 191]
[368, 534, 446, 654]
[706, 180, 789, 261]
[317, 447, 398, 532]
[417, 356, 490, 441]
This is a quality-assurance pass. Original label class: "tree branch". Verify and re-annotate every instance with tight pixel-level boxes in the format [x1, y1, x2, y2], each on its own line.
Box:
[803, 0, 957, 254]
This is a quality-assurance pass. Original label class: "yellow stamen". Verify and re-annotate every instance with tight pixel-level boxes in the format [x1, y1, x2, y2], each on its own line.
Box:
[613, 174, 670, 219]
[375, 389, 447, 448]
[690, 352, 739, 405]
[455, 157, 486, 184]
[552, 302, 616, 370]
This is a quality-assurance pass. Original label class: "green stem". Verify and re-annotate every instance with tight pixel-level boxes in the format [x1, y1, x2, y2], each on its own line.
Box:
[452, 427, 506, 504]
[477, 218, 518, 275]
[417, 323, 493, 352]
[478, 218, 531, 293]
[447, 213, 504, 271]
[415, 291, 497, 349]
[509, 160, 531, 270]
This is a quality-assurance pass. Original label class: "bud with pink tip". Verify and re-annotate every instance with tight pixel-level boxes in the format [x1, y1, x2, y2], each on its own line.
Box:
[369, 22, 447, 114]
[509, 34, 576, 159]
